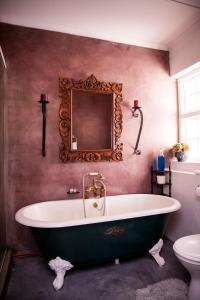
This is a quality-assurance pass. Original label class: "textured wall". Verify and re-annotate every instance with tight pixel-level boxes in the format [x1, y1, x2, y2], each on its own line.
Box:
[0, 23, 177, 253]
[0, 55, 6, 248]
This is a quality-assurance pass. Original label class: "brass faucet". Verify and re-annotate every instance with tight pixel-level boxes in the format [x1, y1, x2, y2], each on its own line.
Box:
[82, 172, 107, 217]
[83, 173, 106, 199]
[93, 179, 106, 198]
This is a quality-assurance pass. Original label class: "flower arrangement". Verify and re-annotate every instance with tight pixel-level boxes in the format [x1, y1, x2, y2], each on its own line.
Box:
[172, 143, 189, 153]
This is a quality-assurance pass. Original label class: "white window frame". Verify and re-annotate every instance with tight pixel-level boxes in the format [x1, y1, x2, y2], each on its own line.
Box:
[178, 67, 200, 162]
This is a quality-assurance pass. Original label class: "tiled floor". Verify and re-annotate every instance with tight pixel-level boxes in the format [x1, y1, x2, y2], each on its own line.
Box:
[5, 239, 189, 300]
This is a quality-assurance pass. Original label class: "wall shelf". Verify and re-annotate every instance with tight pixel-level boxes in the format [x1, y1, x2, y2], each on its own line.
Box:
[151, 165, 171, 197]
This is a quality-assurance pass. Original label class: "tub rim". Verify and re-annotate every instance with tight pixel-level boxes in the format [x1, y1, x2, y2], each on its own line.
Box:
[15, 194, 181, 228]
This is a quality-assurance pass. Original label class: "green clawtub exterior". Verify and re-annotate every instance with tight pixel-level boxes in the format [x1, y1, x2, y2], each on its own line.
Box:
[31, 214, 167, 267]
[15, 194, 181, 267]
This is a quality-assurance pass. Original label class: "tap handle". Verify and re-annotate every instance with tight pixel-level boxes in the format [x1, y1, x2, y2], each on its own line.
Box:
[98, 173, 105, 180]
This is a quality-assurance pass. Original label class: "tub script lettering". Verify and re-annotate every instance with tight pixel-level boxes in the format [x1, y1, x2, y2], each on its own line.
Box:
[104, 226, 125, 236]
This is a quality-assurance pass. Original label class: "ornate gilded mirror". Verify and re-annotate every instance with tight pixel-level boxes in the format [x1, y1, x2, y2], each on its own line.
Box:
[59, 74, 123, 162]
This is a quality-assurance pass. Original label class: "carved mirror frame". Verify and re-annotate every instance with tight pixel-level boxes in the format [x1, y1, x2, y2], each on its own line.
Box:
[59, 74, 123, 162]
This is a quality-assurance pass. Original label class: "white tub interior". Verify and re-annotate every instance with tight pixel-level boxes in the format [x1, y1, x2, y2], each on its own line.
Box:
[15, 194, 181, 228]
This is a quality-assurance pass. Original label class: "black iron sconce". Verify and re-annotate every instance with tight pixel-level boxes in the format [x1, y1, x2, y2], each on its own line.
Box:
[131, 100, 143, 155]
[38, 94, 49, 156]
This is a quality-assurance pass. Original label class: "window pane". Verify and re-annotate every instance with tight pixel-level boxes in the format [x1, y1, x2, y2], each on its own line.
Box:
[184, 118, 198, 139]
[184, 94, 197, 113]
[187, 139, 199, 160]
[197, 93, 200, 109]
[197, 75, 200, 92]
[197, 140, 200, 159]
[179, 69, 200, 161]
[183, 78, 196, 96]
[181, 116, 200, 160]
[181, 119, 186, 141]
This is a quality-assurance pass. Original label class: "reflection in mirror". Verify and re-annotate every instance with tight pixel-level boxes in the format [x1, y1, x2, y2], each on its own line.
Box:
[72, 90, 113, 150]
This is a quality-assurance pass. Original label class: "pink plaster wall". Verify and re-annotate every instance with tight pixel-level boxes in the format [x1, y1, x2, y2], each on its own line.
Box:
[0, 23, 177, 253]
[0, 56, 7, 248]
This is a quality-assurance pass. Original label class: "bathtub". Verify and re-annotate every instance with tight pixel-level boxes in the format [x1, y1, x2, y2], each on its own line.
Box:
[15, 194, 181, 267]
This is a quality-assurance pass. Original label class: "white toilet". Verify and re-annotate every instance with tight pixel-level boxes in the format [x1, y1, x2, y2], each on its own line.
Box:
[173, 234, 200, 300]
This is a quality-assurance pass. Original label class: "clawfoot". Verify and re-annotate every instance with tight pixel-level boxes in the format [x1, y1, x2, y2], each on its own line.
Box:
[48, 257, 73, 290]
[149, 238, 165, 267]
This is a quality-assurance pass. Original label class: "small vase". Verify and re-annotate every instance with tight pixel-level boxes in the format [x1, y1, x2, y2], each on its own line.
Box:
[175, 151, 188, 162]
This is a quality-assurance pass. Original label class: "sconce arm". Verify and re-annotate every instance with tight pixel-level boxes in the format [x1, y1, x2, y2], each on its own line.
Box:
[132, 107, 143, 155]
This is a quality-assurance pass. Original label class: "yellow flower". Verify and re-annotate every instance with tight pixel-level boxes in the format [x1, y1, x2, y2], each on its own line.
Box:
[181, 143, 189, 151]
[172, 143, 189, 152]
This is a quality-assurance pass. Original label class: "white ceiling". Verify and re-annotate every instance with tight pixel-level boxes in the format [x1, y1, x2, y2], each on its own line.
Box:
[0, 0, 200, 50]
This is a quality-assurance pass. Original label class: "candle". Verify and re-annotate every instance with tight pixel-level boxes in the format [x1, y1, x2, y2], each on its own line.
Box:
[134, 99, 139, 108]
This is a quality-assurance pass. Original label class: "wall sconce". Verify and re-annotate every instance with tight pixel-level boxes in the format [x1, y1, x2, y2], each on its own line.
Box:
[38, 94, 49, 157]
[131, 100, 143, 155]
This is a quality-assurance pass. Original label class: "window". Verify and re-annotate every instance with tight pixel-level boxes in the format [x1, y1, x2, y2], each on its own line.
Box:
[178, 68, 200, 161]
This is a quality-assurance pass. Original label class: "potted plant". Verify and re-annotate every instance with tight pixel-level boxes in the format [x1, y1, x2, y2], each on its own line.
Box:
[172, 143, 189, 162]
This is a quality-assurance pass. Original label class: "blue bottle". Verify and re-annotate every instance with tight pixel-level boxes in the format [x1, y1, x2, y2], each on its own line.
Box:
[157, 148, 165, 172]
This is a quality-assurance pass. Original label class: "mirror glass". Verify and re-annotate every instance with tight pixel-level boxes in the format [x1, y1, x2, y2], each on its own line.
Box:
[71, 90, 113, 150]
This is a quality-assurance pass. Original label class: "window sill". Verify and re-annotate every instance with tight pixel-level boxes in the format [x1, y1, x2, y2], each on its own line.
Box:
[171, 161, 200, 173]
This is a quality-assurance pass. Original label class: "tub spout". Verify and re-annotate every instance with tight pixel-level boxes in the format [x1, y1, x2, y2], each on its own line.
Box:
[94, 179, 106, 198]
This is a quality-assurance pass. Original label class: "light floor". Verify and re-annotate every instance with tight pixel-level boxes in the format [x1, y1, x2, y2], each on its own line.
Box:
[5, 239, 189, 300]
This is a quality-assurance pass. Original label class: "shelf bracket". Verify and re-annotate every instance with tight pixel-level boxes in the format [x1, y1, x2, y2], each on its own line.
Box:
[132, 107, 143, 155]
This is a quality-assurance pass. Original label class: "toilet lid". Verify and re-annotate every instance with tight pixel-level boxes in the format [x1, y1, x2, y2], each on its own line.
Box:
[173, 234, 200, 261]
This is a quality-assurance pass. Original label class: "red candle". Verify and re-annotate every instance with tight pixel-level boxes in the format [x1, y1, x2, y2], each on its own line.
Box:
[134, 99, 139, 108]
